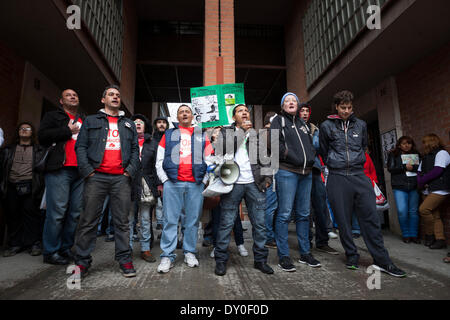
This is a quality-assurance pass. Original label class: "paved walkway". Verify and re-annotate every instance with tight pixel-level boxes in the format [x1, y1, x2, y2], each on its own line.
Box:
[0, 222, 449, 300]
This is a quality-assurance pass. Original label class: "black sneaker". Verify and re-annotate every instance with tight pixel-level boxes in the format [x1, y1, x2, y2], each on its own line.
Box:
[59, 250, 75, 262]
[43, 252, 69, 265]
[30, 244, 42, 256]
[215, 262, 227, 276]
[345, 257, 359, 270]
[299, 254, 321, 268]
[254, 262, 274, 274]
[316, 245, 339, 255]
[372, 263, 406, 278]
[278, 256, 296, 272]
[3, 246, 22, 257]
[119, 262, 137, 278]
[345, 262, 359, 270]
[429, 239, 447, 250]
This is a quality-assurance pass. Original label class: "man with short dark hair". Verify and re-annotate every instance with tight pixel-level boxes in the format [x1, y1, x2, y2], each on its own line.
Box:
[38, 89, 84, 265]
[155, 105, 212, 273]
[319, 90, 406, 277]
[214, 104, 274, 276]
[73, 85, 140, 279]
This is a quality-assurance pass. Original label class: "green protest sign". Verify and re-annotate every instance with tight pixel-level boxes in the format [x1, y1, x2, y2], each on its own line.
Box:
[190, 83, 245, 128]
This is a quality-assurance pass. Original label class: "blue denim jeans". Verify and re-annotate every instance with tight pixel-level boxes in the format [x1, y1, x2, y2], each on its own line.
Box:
[211, 204, 244, 247]
[393, 189, 419, 237]
[310, 171, 331, 246]
[265, 183, 277, 242]
[160, 180, 204, 261]
[138, 202, 153, 251]
[155, 197, 163, 226]
[275, 169, 312, 257]
[215, 183, 268, 263]
[43, 167, 84, 256]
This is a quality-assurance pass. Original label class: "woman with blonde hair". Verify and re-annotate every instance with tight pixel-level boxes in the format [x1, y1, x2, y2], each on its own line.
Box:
[417, 133, 449, 249]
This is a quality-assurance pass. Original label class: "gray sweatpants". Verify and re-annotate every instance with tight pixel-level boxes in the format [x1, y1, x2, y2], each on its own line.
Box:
[326, 173, 392, 266]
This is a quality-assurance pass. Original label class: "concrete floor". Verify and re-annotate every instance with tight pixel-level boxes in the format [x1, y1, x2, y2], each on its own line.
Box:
[0, 222, 449, 300]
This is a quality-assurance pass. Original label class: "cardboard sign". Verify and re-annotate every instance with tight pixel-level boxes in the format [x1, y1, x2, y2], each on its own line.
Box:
[190, 83, 245, 128]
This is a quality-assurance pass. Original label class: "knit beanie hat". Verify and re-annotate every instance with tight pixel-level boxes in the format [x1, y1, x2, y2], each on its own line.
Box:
[280, 92, 300, 107]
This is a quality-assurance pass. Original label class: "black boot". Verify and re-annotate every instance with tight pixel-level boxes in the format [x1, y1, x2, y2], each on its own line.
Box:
[424, 235, 435, 247]
[429, 239, 447, 249]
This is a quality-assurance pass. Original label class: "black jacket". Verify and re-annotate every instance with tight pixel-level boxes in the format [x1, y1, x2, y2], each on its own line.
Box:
[131, 133, 158, 202]
[0, 143, 46, 203]
[387, 152, 418, 191]
[270, 111, 316, 175]
[148, 130, 165, 188]
[37, 108, 85, 172]
[319, 113, 367, 175]
[75, 110, 140, 179]
[421, 149, 450, 192]
[216, 124, 272, 192]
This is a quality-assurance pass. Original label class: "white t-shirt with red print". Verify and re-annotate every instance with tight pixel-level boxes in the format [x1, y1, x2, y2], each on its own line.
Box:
[96, 116, 124, 175]
[158, 126, 213, 182]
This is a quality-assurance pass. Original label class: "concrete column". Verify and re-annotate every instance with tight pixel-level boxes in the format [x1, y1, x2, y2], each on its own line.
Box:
[151, 102, 159, 122]
[376, 76, 403, 235]
[204, 0, 235, 86]
[253, 105, 263, 130]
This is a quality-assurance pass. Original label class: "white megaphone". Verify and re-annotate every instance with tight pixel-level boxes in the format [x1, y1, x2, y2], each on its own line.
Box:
[214, 161, 240, 185]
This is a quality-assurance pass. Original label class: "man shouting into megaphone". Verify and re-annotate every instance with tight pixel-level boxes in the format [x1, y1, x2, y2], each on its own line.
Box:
[213, 104, 274, 276]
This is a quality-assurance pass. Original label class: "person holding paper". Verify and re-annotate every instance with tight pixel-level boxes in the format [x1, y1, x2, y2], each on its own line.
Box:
[387, 136, 420, 243]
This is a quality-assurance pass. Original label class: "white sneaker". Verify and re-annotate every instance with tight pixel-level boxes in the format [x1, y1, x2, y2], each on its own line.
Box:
[157, 257, 173, 273]
[210, 248, 215, 258]
[184, 252, 199, 267]
[328, 231, 338, 239]
[237, 244, 248, 257]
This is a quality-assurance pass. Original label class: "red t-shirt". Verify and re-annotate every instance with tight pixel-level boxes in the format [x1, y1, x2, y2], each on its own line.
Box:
[96, 116, 124, 175]
[159, 126, 213, 182]
[64, 112, 82, 167]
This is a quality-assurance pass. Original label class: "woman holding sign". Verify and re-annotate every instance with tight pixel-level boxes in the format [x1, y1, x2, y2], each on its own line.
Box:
[387, 136, 420, 243]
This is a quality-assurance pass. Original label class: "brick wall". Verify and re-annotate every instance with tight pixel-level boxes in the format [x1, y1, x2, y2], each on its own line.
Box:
[396, 42, 450, 244]
[119, 0, 138, 114]
[204, 0, 235, 86]
[284, 0, 311, 101]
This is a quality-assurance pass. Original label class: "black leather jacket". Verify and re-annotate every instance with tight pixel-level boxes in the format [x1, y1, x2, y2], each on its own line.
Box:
[38, 108, 85, 172]
[387, 152, 418, 191]
[131, 133, 158, 202]
[319, 113, 367, 175]
[75, 110, 140, 179]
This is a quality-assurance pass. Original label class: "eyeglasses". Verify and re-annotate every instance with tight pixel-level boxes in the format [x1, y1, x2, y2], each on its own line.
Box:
[19, 128, 32, 131]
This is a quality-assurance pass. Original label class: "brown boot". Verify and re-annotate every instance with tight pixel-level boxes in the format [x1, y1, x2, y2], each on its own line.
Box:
[141, 251, 156, 263]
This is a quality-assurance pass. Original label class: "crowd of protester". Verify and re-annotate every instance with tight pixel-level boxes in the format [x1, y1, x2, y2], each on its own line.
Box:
[0, 86, 449, 281]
